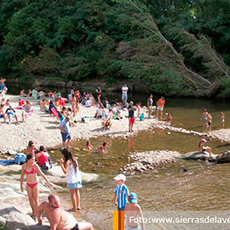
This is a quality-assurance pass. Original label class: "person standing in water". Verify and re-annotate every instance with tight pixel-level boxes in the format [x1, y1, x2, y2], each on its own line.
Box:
[201, 109, 208, 127]
[220, 112, 225, 128]
[60, 148, 82, 211]
[125, 193, 145, 230]
[207, 113, 212, 132]
[156, 96, 165, 120]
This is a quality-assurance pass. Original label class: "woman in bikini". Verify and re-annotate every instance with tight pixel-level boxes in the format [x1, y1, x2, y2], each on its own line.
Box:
[20, 154, 54, 217]
[201, 109, 208, 127]
[60, 148, 82, 212]
[26, 140, 38, 156]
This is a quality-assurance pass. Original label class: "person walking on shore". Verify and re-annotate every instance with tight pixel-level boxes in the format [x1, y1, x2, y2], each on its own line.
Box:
[128, 101, 136, 132]
[147, 94, 153, 118]
[96, 86, 101, 104]
[37, 193, 94, 230]
[122, 84, 129, 101]
[60, 148, 82, 212]
[156, 96, 165, 120]
[59, 116, 71, 150]
[20, 154, 54, 218]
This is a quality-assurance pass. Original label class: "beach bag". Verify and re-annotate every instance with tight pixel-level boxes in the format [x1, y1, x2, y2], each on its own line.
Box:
[14, 153, 26, 165]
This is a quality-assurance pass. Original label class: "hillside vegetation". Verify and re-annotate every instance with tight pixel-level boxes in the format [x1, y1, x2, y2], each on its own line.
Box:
[0, 0, 229, 97]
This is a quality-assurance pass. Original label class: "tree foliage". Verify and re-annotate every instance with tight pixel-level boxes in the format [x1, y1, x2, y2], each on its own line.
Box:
[0, 0, 229, 96]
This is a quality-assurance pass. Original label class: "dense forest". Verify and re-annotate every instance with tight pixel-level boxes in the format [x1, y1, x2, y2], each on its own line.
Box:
[0, 0, 229, 97]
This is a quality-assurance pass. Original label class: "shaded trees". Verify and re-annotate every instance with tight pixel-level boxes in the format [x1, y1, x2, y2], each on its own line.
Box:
[0, 0, 229, 96]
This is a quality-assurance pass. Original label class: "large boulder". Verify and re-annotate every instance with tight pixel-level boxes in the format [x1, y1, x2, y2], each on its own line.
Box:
[217, 150, 230, 164]
[42, 166, 99, 183]
[0, 204, 50, 230]
[177, 151, 217, 161]
[0, 203, 36, 230]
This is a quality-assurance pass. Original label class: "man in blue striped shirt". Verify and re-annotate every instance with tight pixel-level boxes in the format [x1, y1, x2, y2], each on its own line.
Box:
[114, 174, 130, 211]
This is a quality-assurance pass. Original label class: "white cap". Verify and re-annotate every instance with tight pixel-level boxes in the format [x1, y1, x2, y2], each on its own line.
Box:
[114, 174, 126, 181]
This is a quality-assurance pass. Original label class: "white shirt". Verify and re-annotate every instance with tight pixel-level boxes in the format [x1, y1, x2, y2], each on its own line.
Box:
[66, 163, 81, 183]
[122, 86, 128, 94]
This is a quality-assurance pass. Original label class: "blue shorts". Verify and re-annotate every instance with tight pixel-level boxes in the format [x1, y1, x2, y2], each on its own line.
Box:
[117, 207, 125, 211]
[61, 132, 71, 142]
[157, 106, 163, 111]
[67, 181, 82, 190]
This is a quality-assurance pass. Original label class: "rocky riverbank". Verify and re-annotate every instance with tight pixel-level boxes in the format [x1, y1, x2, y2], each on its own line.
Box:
[0, 165, 98, 230]
[121, 150, 180, 175]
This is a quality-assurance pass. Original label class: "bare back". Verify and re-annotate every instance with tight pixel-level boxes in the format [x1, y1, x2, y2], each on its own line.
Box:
[43, 202, 77, 230]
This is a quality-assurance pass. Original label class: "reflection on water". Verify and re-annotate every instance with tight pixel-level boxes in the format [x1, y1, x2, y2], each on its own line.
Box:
[51, 129, 230, 230]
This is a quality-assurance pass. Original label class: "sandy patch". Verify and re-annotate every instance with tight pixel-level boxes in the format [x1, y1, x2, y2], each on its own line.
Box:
[0, 95, 165, 153]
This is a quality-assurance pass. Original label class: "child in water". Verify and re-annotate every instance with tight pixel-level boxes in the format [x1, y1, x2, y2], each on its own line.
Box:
[167, 113, 172, 125]
[97, 142, 107, 154]
[83, 141, 93, 151]
[220, 112, 225, 128]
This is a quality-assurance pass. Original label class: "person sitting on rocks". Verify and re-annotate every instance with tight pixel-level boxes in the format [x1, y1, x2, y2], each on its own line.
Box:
[39, 99, 49, 113]
[94, 104, 105, 119]
[102, 114, 112, 131]
[36, 146, 52, 170]
[198, 138, 212, 156]
[16, 98, 25, 109]
[20, 89, 27, 98]
[5, 105, 19, 124]
[22, 100, 34, 121]
[37, 193, 94, 230]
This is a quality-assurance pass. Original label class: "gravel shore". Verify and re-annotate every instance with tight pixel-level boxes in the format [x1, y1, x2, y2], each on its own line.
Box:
[0, 95, 165, 153]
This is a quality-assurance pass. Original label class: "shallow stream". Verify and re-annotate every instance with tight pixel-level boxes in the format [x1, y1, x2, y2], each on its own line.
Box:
[8, 83, 230, 229]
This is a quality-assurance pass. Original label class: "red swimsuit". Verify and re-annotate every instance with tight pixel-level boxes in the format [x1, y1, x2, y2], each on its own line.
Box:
[25, 166, 39, 188]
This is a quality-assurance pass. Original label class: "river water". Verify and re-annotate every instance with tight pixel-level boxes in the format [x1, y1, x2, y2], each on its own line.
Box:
[8, 83, 230, 229]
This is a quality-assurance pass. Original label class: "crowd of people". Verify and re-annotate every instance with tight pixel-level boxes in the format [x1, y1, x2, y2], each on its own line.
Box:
[0, 78, 228, 229]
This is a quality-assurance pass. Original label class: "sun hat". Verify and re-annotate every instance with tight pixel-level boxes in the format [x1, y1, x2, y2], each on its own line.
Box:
[114, 174, 126, 181]
[129, 193, 137, 203]
[200, 138, 207, 143]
